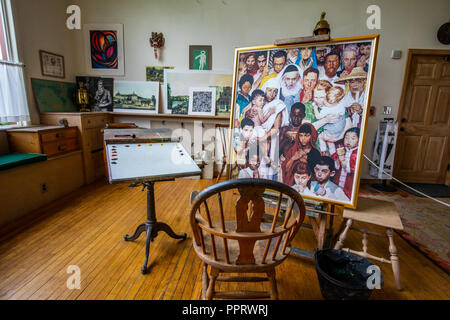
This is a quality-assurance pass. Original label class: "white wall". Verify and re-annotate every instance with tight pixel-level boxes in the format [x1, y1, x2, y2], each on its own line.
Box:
[12, 0, 450, 178]
[12, 0, 75, 123]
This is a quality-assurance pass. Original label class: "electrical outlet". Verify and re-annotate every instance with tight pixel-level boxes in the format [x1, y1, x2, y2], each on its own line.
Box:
[41, 183, 47, 193]
[383, 106, 392, 115]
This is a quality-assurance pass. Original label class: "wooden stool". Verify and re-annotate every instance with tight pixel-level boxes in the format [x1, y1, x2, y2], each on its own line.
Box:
[334, 197, 404, 290]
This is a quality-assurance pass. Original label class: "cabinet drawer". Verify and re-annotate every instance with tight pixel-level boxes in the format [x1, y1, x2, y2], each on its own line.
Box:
[42, 138, 80, 156]
[84, 116, 108, 129]
[40, 128, 78, 143]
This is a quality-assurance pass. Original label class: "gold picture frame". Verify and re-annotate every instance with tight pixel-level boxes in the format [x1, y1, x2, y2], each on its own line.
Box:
[227, 35, 379, 209]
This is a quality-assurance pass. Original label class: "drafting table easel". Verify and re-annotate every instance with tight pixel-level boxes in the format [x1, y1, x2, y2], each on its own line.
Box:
[104, 128, 201, 274]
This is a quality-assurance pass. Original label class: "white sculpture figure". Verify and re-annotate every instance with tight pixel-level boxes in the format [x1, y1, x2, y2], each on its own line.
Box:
[195, 50, 207, 70]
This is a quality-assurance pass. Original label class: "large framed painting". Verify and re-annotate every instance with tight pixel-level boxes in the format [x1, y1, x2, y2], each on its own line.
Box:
[163, 70, 232, 116]
[227, 35, 379, 208]
[84, 24, 124, 76]
[113, 81, 159, 114]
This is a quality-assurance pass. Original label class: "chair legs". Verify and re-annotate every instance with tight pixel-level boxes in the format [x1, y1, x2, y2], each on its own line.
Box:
[206, 266, 219, 300]
[266, 268, 278, 300]
[201, 264, 279, 300]
[201, 263, 210, 300]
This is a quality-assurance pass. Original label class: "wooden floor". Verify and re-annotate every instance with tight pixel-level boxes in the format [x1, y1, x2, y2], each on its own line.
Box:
[0, 178, 448, 300]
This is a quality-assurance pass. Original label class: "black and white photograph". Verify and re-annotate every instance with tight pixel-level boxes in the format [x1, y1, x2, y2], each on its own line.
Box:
[90, 77, 114, 112]
[188, 87, 216, 116]
[76, 76, 114, 112]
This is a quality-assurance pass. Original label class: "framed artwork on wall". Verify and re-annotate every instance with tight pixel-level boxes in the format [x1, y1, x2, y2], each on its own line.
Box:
[113, 81, 159, 114]
[39, 50, 65, 78]
[145, 66, 174, 84]
[228, 35, 379, 209]
[188, 87, 216, 116]
[84, 24, 125, 76]
[189, 45, 212, 70]
[163, 69, 232, 115]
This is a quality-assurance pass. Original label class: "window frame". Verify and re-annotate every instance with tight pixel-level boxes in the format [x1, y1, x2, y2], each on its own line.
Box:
[0, 6, 8, 60]
[0, 0, 18, 63]
[0, 0, 28, 127]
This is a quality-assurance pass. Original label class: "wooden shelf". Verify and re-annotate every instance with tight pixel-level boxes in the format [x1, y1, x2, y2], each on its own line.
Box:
[41, 112, 231, 122]
[111, 112, 230, 122]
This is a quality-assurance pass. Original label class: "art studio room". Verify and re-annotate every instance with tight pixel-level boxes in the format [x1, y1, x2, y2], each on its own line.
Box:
[0, 0, 449, 306]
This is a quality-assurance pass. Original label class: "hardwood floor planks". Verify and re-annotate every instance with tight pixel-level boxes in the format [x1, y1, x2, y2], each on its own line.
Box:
[0, 179, 448, 300]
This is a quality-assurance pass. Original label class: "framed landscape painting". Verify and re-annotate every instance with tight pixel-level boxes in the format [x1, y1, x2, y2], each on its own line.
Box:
[146, 66, 174, 84]
[84, 24, 124, 76]
[227, 35, 379, 208]
[163, 70, 232, 115]
[113, 81, 159, 114]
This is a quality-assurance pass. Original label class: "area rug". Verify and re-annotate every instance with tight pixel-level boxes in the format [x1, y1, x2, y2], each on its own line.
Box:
[358, 193, 450, 274]
[392, 182, 450, 198]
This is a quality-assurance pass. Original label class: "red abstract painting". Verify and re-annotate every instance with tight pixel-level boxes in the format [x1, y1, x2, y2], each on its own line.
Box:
[90, 30, 118, 69]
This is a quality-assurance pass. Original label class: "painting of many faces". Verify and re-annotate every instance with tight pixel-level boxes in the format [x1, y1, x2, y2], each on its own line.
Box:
[229, 35, 378, 208]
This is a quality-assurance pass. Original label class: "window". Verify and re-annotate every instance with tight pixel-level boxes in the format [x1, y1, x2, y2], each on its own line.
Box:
[0, 7, 8, 61]
[0, 0, 29, 126]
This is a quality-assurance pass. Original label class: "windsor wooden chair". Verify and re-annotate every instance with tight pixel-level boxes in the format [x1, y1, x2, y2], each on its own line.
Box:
[189, 179, 306, 300]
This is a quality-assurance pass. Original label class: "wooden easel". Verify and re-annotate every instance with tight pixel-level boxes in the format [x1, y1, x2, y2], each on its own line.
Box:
[273, 34, 330, 46]
[262, 193, 343, 260]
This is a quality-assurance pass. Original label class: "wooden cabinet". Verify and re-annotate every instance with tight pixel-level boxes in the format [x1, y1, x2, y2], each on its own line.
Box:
[7, 126, 80, 157]
[40, 112, 112, 184]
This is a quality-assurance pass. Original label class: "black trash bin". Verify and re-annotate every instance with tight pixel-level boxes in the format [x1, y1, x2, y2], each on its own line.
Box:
[314, 249, 383, 300]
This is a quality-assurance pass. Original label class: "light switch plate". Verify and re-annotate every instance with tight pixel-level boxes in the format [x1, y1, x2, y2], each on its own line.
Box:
[391, 50, 402, 59]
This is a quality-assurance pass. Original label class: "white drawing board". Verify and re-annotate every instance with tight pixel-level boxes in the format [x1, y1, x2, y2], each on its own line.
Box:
[106, 142, 201, 183]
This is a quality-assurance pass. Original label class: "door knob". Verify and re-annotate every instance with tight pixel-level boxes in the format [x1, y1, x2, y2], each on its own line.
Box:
[400, 127, 405, 132]
[401, 118, 407, 123]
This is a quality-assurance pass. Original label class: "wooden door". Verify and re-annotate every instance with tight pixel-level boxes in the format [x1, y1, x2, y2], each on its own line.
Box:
[395, 50, 450, 184]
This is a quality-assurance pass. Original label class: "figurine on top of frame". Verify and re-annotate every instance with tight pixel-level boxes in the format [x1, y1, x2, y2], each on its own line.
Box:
[229, 36, 378, 208]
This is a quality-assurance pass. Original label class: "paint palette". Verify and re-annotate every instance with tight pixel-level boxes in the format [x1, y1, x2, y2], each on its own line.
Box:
[106, 142, 201, 183]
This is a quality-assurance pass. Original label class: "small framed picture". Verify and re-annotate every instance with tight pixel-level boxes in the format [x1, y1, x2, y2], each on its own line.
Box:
[189, 45, 212, 70]
[39, 50, 65, 78]
[188, 87, 216, 116]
